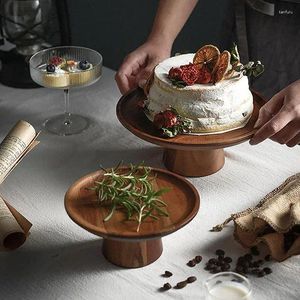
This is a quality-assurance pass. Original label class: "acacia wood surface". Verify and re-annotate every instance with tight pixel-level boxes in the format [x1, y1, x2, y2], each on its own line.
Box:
[116, 88, 265, 150]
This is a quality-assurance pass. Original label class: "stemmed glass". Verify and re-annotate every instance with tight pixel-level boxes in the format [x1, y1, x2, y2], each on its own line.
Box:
[29, 46, 102, 135]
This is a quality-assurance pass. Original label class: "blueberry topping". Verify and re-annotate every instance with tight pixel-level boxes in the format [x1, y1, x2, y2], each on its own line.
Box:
[46, 64, 56, 73]
[79, 60, 91, 70]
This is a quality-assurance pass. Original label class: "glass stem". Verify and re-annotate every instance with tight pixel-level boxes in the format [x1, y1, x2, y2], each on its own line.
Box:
[64, 89, 71, 125]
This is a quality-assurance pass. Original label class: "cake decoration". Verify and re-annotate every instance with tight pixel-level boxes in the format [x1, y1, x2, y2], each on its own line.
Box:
[141, 44, 264, 137]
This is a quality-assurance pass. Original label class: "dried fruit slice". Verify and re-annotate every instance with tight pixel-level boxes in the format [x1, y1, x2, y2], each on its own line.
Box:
[193, 45, 220, 73]
[213, 50, 231, 83]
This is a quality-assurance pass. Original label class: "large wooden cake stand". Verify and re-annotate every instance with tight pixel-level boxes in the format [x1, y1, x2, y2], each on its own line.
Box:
[65, 167, 200, 268]
[116, 88, 265, 177]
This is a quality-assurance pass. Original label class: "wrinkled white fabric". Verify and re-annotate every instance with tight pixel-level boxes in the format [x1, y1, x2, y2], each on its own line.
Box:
[0, 67, 299, 300]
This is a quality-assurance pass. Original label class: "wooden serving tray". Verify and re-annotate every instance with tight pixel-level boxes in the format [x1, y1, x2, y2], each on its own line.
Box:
[65, 167, 200, 267]
[116, 88, 265, 176]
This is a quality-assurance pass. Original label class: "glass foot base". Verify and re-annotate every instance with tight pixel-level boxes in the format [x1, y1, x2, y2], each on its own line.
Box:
[44, 114, 90, 136]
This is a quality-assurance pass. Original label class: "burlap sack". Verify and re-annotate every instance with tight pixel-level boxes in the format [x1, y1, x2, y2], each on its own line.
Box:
[212, 173, 300, 261]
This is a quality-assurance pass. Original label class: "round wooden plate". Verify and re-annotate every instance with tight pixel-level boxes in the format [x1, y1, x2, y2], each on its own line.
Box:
[65, 167, 200, 241]
[116, 88, 266, 151]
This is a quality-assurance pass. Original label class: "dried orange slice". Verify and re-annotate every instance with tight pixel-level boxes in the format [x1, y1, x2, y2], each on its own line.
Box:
[213, 50, 231, 83]
[193, 45, 220, 73]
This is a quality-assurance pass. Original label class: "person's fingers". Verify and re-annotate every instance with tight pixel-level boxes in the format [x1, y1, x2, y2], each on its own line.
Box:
[115, 54, 146, 94]
[269, 121, 300, 144]
[136, 62, 158, 88]
[286, 132, 300, 147]
[254, 90, 285, 128]
[115, 73, 131, 94]
[250, 110, 294, 145]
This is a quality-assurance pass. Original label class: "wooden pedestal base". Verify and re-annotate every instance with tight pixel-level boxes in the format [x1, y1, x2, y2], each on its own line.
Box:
[163, 148, 225, 177]
[102, 238, 163, 268]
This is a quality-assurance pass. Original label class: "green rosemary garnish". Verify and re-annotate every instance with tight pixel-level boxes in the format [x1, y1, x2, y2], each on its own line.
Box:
[230, 42, 264, 77]
[88, 163, 170, 232]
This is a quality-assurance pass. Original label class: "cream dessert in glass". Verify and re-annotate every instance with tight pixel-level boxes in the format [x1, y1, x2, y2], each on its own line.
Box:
[30, 46, 102, 135]
[204, 272, 252, 300]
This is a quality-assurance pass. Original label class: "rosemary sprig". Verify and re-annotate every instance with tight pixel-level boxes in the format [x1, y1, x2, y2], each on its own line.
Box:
[88, 163, 170, 232]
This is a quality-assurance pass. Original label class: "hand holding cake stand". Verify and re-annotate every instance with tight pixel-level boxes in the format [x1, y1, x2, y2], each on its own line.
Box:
[30, 46, 102, 136]
[117, 88, 265, 177]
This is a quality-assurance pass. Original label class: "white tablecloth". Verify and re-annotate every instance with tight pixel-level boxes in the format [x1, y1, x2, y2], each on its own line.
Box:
[0, 67, 299, 300]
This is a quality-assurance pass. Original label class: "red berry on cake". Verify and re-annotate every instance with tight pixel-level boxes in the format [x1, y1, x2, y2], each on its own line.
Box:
[180, 63, 200, 85]
[196, 67, 212, 84]
[153, 110, 178, 129]
[168, 67, 183, 80]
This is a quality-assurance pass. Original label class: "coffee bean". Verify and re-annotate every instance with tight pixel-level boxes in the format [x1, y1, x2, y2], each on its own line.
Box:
[221, 263, 231, 271]
[251, 268, 260, 275]
[163, 271, 173, 277]
[244, 254, 253, 261]
[216, 249, 225, 256]
[237, 257, 246, 265]
[265, 254, 272, 261]
[195, 255, 202, 263]
[235, 265, 244, 274]
[208, 258, 218, 264]
[163, 283, 172, 290]
[216, 260, 222, 266]
[224, 257, 232, 263]
[187, 260, 196, 267]
[187, 276, 197, 283]
[210, 268, 218, 274]
[205, 263, 215, 270]
[176, 281, 187, 289]
[257, 270, 265, 277]
[251, 246, 260, 256]
[242, 261, 250, 268]
[218, 255, 224, 261]
[263, 267, 272, 275]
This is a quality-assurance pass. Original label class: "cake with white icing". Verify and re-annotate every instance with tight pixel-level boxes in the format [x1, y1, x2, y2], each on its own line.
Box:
[143, 45, 263, 137]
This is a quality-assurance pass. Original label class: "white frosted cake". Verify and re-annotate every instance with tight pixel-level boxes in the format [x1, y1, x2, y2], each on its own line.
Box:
[145, 53, 253, 134]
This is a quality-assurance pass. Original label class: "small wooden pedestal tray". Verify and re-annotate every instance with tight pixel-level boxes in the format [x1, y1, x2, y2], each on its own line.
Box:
[65, 167, 200, 268]
[116, 89, 265, 177]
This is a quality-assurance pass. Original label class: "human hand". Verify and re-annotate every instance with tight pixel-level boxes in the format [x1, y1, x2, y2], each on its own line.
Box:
[115, 41, 171, 94]
[250, 79, 300, 147]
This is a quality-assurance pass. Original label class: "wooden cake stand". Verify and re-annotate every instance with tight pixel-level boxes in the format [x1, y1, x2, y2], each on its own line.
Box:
[116, 88, 265, 177]
[65, 167, 200, 268]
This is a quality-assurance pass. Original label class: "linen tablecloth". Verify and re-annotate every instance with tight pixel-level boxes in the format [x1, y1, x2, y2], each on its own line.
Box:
[0, 67, 299, 300]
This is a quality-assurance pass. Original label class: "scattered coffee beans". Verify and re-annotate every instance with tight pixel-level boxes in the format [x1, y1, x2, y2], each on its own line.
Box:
[176, 280, 188, 289]
[187, 259, 196, 267]
[195, 255, 202, 263]
[265, 254, 272, 261]
[203, 247, 273, 279]
[216, 249, 225, 256]
[250, 246, 260, 256]
[163, 270, 173, 277]
[162, 283, 172, 290]
[263, 267, 272, 274]
[187, 276, 197, 283]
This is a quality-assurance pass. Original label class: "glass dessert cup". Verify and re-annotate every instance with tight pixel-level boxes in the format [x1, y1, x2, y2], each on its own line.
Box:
[29, 46, 102, 136]
[204, 272, 252, 300]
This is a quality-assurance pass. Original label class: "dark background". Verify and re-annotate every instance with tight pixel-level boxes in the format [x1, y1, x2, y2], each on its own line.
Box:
[67, 0, 234, 70]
